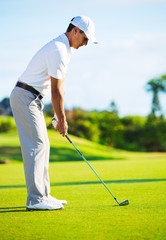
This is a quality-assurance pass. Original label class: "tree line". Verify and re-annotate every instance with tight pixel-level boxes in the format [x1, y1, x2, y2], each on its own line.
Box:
[45, 108, 166, 152]
[46, 74, 166, 152]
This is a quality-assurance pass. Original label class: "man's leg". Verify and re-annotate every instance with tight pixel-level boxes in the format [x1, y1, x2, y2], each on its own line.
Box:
[10, 87, 50, 205]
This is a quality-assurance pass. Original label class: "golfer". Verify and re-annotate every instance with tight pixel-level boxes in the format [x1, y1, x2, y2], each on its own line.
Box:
[10, 16, 98, 211]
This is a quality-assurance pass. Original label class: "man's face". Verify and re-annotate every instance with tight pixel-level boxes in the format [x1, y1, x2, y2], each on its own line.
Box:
[72, 29, 89, 49]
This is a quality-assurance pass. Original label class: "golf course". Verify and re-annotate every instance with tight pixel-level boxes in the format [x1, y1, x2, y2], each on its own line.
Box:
[0, 129, 166, 240]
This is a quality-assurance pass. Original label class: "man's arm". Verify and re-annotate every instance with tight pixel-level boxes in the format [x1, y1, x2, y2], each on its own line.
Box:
[51, 76, 68, 137]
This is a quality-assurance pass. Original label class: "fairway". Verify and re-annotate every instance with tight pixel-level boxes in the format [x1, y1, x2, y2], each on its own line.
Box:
[0, 130, 166, 240]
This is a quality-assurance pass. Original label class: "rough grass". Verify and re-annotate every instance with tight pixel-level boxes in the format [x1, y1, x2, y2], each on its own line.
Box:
[0, 129, 166, 240]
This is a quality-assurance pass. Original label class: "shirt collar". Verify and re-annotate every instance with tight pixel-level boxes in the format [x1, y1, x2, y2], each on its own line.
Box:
[61, 33, 73, 54]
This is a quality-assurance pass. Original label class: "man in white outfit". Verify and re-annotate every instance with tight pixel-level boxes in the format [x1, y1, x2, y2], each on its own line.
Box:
[10, 16, 98, 211]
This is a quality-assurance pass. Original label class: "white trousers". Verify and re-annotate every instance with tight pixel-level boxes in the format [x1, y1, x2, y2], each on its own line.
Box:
[10, 86, 50, 205]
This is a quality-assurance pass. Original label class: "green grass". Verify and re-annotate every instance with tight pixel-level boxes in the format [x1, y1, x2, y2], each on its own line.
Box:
[0, 129, 166, 240]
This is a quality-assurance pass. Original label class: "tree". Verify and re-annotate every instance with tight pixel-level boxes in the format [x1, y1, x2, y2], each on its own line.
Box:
[146, 75, 166, 117]
[0, 98, 12, 116]
[109, 101, 118, 115]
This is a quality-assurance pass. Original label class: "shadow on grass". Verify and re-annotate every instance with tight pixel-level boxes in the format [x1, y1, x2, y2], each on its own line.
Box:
[0, 206, 60, 213]
[49, 147, 122, 162]
[0, 146, 123, 162]
[0, 178, 166, 189]
[0, 206, 66, 213]
[0, 146, 22, 162]
[0, 206, 27, 213]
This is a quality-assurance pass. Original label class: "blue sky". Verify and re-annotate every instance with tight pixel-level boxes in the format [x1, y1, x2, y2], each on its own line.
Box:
[0, 0, 166, 116]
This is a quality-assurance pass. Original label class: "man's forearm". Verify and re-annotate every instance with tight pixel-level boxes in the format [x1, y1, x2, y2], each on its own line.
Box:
[51, 90, 66, 123]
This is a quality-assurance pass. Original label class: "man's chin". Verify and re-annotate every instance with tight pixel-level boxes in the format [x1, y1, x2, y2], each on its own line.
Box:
[76, 45, 82, 49]
[73, 45, 82, 49]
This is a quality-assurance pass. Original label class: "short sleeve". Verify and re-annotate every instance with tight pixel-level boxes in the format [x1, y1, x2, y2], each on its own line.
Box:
[46, 50, 65, 80]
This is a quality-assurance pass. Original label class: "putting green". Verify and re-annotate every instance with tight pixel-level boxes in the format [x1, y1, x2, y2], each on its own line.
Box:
[0, 130, 166, 239]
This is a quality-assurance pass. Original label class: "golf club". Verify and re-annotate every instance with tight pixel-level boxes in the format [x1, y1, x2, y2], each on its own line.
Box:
[52, 116, 129, 206]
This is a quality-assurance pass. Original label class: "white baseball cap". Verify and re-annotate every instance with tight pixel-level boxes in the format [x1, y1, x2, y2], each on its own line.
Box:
[70, 16, 98, 44]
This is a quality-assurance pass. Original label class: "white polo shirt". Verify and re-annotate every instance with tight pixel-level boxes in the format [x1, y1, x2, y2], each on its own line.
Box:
[19, 33, 72, 96]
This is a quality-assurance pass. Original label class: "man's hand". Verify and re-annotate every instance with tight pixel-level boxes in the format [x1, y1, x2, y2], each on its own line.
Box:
[55, 120, 68, 137]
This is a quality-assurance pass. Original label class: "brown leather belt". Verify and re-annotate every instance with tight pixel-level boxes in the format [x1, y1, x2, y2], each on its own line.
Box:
[16, 81, 43, 100]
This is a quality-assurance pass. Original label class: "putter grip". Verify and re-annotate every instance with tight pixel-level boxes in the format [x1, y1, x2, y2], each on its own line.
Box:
[65, 135, 72, 143]
[52, 114, 58, 128]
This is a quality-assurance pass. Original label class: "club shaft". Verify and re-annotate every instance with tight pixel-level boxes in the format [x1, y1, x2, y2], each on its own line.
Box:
[65, 135, 120, 205]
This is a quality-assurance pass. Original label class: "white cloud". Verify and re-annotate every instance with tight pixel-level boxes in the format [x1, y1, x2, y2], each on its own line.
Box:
[132, 32, 166, 48]
[108, 32, 166, 75]
[111, 39, 134, 48]
[110, 32, 166, 50]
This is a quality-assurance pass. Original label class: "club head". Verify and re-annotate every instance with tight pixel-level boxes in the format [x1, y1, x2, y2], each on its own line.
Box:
[119, 200, 129, 206]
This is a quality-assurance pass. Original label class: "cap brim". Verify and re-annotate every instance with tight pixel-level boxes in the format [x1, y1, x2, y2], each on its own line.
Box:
[86, 33, 98, 44]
